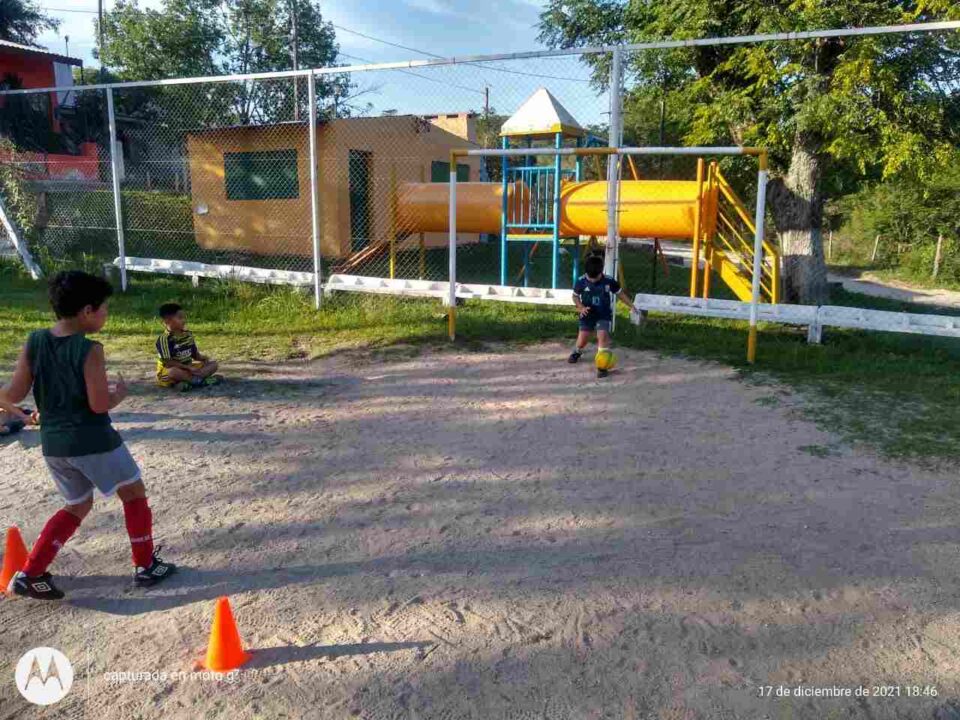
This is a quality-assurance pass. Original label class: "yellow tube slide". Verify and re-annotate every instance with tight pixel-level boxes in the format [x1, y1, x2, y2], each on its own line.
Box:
[560, 180, 699, 239]
[396, 179, 705, 239]
[396, 181, 522, 234]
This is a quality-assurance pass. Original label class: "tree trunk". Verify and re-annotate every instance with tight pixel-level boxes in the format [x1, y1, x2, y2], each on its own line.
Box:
[767, 131, 829, 305]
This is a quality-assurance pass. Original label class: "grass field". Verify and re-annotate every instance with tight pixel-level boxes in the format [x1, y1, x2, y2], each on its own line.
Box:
[2, 250, 959, 461]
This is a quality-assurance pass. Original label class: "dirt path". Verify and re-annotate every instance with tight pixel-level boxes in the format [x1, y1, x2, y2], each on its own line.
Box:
[828, 272, 960, 309]
[2, 343, 959, 719]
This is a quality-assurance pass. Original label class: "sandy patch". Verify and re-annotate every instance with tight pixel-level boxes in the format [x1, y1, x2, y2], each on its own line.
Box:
[1, 343, 958, 719]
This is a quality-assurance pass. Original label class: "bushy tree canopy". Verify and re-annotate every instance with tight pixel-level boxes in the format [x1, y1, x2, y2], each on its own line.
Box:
[0, 0, 58, 47]
[539, 1, 960, 302]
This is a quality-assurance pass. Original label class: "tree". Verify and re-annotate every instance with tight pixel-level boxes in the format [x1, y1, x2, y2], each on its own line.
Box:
[475, 108, 506, 181]
[0, 0, 59, 46]
[98, 0, 353, 125]
[539, 1, 960, 303]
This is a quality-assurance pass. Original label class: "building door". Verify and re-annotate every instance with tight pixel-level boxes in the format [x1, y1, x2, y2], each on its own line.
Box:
[349, 150, 372, 251]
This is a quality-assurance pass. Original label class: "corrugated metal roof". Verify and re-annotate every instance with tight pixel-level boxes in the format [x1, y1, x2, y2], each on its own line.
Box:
[0, 39, 82, 65]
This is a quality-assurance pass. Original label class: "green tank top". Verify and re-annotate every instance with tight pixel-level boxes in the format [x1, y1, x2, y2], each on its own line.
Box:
[27, 329, 122, 458]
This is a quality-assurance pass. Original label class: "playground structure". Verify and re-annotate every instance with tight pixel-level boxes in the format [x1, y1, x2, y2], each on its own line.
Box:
[392, 88, 782, 305]
[181, 86, 781, 307]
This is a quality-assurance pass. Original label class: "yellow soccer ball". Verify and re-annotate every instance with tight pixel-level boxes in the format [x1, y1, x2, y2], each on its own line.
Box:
[595, 349, 617, 371]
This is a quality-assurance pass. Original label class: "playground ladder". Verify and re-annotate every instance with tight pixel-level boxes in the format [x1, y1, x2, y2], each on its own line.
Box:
[701, 163, 781, 304]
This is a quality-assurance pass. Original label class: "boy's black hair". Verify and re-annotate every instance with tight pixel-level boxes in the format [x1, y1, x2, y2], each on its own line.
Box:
[158, 302, 182, 319]
[48, 271, 113, 319]
[584, 254, 605, 278]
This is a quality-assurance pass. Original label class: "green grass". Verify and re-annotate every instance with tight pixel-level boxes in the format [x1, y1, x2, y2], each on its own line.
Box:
[2, 251, 959, 463]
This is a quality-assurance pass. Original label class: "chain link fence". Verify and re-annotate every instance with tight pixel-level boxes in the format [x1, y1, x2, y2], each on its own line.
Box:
[0, 51, 612, 303]
[1, 25, 958, 317]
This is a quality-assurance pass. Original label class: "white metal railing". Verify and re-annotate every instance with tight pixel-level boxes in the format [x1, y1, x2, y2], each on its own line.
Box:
[113, 257, 960, 345]
[631, 293, 960, 343]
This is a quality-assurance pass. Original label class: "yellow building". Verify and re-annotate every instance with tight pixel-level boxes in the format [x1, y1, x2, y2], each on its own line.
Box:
[185, 113, 481, 261]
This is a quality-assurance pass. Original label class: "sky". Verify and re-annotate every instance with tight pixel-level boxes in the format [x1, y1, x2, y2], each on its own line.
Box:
[33, 0, 608, 125]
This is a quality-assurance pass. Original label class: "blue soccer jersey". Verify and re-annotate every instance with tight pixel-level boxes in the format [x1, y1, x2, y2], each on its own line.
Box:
[573, 274, 621, 321]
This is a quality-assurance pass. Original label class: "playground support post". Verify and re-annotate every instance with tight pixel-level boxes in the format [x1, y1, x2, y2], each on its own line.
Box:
[419, 166, 426, 279]
[106, 88, 127, 291]
[500, 136, 509, 286]
[747, 153, 769, 364]
[307, 73, 322, 308]
[448, 151, 458, 341]
[551, 132, 562, 289]
[389, 163, 397, 279]
[689, 158, 705, 297]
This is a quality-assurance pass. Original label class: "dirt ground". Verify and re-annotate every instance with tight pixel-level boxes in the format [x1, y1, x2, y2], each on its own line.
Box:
[2, 342, 960, 720]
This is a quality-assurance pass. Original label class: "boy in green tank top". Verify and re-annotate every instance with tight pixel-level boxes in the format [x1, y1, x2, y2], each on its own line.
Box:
[0, 271, 176, 600]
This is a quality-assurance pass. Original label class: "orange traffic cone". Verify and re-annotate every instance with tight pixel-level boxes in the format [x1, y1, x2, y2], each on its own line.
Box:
[200, 596, 251, 671]
[0, 526, 29, 595]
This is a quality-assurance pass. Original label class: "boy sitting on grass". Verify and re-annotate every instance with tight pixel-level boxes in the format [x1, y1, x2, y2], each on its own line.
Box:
[1, 270, 175, 599]
[155, 303, 222, 391]
[0, 401, 34, 436]
[568, 253, 634, 378]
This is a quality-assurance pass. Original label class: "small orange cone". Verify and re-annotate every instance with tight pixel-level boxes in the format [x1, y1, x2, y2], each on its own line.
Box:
[200, 596, 250, 671]
[0, 527, 29, 595]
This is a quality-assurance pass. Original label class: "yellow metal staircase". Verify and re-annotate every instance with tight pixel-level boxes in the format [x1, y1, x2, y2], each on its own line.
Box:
[697, 162, 780, 304]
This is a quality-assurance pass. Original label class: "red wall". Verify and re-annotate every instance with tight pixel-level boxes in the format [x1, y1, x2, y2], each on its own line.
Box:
[0, 142, 99, 181]
[0, 48, 57, 90]
[0, 48, 61, 132]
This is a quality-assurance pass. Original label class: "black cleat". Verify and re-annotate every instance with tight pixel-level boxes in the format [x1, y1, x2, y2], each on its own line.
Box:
[568, 350, 582, 364]
[134, 546, 177, 588]
[597, 368, 609, 379]
[9, 571, 65, 600]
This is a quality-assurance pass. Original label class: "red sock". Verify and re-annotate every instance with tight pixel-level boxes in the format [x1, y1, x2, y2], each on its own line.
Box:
[123, 498, 154, 568]
[23, 509, 82, 576]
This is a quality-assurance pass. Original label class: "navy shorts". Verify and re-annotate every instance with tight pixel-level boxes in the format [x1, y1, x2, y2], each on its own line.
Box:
[578, 315, 612, 332]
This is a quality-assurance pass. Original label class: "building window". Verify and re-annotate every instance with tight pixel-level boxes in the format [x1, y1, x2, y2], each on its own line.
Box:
[224, 149, 299, 200]
[431, 160, 470, 183]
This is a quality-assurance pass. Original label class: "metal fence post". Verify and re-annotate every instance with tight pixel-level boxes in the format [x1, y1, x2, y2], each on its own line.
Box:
[747, 154, 769, 364]
[307, 72, 322, 308]
[605, 48, 623, 329]
[106, 88, 127, 291]
[448, 152, 458, 341]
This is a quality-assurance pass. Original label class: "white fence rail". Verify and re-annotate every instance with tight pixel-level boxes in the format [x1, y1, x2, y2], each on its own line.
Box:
[114, 258, 960, 344]
[631, 293, 960, 343]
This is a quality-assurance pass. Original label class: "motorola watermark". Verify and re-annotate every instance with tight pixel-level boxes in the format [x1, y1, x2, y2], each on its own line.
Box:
[103, 669, 245, 685]
[15, 647, 74, 705]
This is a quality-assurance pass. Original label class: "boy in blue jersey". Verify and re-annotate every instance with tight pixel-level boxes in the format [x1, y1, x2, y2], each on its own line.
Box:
[569, 254, 634, 378]
[156, 303, 221, 391]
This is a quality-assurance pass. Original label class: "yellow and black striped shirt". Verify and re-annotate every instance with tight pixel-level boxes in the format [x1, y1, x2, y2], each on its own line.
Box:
[156, 330, 198, 366]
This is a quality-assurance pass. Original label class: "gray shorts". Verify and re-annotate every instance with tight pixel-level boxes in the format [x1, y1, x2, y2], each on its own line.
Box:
[44, 445, 141, 505]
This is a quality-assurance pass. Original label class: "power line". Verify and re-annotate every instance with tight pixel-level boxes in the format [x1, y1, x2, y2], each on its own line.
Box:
[333, 22, 592, 84]
[332, 24, 444, 59]
[42, 6, 97, 12]
[338, 52, 485, 97]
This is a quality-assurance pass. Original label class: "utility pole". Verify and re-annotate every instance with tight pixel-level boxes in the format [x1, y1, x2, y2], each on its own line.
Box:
[291, 0, 300, 121]
[484, 86, 489, 116]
